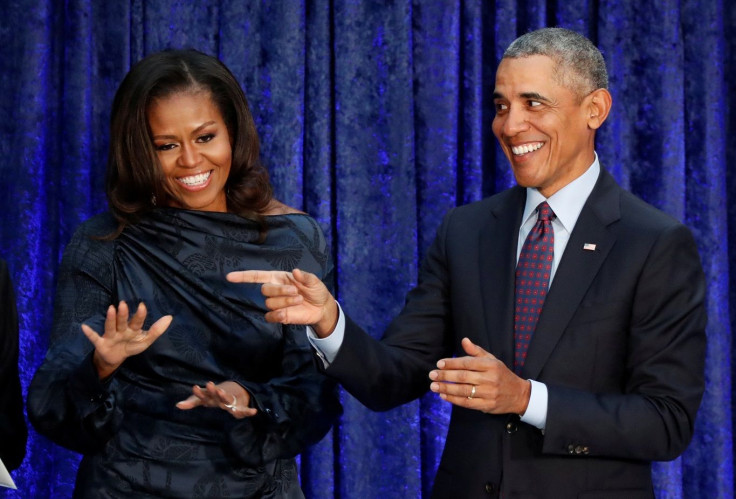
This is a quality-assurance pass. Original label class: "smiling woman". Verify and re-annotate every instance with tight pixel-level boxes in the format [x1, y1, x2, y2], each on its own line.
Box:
[147, 92, 233, 213]
[26, 49, 341, 498]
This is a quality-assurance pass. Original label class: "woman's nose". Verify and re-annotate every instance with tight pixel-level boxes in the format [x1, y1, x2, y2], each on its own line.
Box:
[178, 143, 201, 167]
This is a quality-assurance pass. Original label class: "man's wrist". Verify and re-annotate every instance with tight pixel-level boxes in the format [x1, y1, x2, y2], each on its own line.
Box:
[518, 379, 532, 415]
[306, 301, 346, 365]
[313, 298, 339, 337]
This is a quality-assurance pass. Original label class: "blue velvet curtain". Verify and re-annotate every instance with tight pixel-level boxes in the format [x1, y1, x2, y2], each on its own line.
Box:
[0, 1, 732, 497]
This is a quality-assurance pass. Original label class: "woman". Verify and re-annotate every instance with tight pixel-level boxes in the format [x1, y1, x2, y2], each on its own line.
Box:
[27, 49, 340, 498]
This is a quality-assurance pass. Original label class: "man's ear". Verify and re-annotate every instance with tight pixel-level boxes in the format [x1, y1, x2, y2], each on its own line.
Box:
[585, 88, 612, 130]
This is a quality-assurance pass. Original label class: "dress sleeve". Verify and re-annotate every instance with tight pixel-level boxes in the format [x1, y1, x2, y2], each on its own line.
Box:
[227, 324, 342, 466]
[27, 219, 125, 453]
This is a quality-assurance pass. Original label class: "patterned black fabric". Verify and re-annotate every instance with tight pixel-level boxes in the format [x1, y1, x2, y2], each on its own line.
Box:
[27, 209, 341, 498]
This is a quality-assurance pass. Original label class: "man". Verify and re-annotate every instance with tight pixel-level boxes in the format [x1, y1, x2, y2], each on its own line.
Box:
[229, 27, 706, 498]
[0, 258, 27, 472]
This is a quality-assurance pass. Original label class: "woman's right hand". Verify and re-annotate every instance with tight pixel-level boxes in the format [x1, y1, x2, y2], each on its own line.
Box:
[226, 268, 339, 337]
[81, 301, 173, 379]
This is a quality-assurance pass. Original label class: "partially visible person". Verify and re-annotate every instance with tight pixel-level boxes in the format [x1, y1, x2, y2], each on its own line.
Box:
[230, 28, 707, 499]
[0, 258, 27, 472]
[27, 49, 340, 498]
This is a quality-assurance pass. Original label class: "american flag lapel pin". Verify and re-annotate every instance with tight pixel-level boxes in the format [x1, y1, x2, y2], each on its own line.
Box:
[583, 243, 597, 251]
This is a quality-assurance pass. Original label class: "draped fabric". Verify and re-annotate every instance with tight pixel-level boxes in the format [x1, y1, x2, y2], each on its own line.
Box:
[0, 1, 731, 498]
[26, 209, 340, 497]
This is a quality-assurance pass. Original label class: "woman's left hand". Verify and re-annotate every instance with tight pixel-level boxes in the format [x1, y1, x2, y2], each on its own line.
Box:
[176, 380, 257, 419]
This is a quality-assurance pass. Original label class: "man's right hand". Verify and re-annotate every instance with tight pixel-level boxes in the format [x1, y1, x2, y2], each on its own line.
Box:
[226, 268, 339, 337]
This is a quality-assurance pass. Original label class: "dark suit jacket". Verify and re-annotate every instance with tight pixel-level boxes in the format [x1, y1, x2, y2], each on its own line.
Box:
[325, 168, 707, 499]
[0, 259, 27, 471]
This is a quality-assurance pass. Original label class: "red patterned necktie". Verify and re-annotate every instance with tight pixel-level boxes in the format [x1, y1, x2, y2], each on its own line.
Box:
[514, 201, 555, 374]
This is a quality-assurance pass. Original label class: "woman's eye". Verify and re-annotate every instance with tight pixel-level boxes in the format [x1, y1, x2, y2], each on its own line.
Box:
[197, 133, 215, 143]
[156, 143, 176, 151]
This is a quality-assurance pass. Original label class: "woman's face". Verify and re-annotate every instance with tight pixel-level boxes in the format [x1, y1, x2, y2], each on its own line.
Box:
[147, 91, 232, 212]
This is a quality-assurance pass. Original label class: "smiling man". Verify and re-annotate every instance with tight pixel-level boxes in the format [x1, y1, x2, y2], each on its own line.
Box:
[492, 51, 609, 198]
[229, 27, 707, 499]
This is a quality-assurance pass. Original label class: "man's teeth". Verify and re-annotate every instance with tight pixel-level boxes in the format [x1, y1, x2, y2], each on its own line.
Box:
[512, 143, 543, 155]
[178, 171, 211, 186]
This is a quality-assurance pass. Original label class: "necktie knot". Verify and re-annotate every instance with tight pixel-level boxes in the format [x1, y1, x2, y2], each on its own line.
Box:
[537, 202, 555, 222]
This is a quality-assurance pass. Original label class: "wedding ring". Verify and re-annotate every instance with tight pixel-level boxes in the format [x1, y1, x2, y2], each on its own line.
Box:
[468, 385, 476, 400]
[224, 394, 237, 410]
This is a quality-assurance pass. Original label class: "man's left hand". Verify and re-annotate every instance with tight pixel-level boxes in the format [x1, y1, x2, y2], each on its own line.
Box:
[429, 337, 531, 415]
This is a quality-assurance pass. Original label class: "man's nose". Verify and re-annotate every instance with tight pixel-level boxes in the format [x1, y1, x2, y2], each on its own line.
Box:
[503, 106, 530, 136]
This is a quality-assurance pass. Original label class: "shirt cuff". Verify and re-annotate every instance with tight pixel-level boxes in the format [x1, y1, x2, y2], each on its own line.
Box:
[306, 301, 346, 367]
[519, 379, 548, 430]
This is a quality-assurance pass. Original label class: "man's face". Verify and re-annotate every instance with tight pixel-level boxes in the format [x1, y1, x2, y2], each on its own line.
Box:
[492, 55, 596, 198]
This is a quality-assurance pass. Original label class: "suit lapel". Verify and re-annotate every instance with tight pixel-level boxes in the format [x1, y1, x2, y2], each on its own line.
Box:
[522, 169, 622, 379]
[479, 187, 525, 366]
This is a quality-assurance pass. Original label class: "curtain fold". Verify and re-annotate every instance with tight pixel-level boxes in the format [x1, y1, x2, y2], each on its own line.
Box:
[0, 1, 731, 497]
[680, 2, 732, 497]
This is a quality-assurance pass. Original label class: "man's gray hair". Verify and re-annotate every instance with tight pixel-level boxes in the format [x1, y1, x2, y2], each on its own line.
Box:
[503, 27, 608, 97]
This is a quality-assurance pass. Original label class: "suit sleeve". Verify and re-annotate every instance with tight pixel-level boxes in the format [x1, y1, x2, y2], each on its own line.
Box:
[325, 210, 456, 411]
[543, 222, 707, 461]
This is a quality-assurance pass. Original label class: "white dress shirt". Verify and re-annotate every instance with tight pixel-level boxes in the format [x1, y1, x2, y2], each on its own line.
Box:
[308, 154, 602, 431]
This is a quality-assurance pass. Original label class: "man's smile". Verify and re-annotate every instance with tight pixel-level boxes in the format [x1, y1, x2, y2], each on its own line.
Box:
[511, 142, 544, 156]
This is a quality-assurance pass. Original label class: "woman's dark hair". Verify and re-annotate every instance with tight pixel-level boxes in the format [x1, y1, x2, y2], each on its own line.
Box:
[106, 48, 272, 230]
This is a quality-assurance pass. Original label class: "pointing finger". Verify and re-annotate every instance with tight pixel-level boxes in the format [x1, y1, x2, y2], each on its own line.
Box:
[226, 270, 291, 284]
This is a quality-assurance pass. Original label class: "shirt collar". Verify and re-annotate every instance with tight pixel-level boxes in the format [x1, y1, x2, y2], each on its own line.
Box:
[521, 153, 601, 232]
